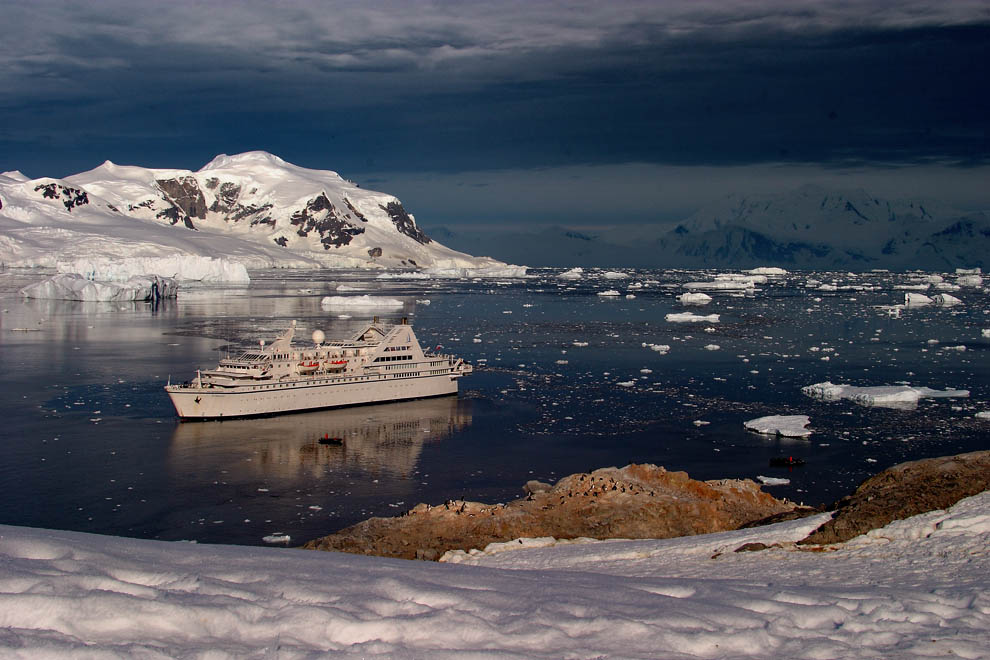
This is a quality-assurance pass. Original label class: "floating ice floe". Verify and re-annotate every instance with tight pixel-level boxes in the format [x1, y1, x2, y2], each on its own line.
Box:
[756, 476, 790, 486]
[744, 414, 812, 437]
[597, 290, 621, 297]
[666, 312, 720, 323]
[557, 267, 583, 280]
[956, 275, 983, 287]
[262, 533, 291, 544]
[678, 292, 712, 305]
[801, 381, 970, 409]
[976, 412, 990, 420]
[683, 279, 754, 291]
[643, 343, 670, 354]
[982, 329, 990, 338]
[602, 271, 629, 279]
[320, 295, 404, 308]
[616, 381, 636, 388]
[20, 273, 178, 302]
[704, 344, 720, 351]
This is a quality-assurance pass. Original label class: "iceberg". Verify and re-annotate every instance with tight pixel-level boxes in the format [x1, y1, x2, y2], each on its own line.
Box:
[744, 415, 812, 438]
[421, 265, 528, 278]
[56, 255, 249, 283]
[320, 295, 404, 308]
[20, 273, 178, 302]
[801, 382, 970, 409]
[932, 293, 962, 306]
[677, 292, 712, 305]
[683, 279, 755, 291]
[903, 292, 933, 306]
[746, 267, 788, 276]
[557, 267, 583, 280]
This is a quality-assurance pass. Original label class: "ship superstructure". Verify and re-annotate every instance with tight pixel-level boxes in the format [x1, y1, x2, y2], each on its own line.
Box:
[165, 319, 472, 419]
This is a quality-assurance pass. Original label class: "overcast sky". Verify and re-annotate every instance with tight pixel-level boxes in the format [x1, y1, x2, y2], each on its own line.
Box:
[2, 0, 988, 227]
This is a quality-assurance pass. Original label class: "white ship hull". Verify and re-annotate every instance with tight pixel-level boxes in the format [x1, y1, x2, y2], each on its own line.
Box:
[167, 371, 463, 420]
[165, 319, 472, 420]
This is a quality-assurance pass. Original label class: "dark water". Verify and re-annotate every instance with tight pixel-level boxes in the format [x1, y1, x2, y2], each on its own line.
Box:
[1, 268, 987, 546]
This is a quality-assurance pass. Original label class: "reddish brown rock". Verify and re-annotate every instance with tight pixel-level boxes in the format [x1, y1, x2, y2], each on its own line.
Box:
[799, 450, 990, 546]
[303, 463, 797, 560]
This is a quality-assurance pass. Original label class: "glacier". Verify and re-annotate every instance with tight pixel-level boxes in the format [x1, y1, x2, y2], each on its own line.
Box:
[0, 153, 523, 279]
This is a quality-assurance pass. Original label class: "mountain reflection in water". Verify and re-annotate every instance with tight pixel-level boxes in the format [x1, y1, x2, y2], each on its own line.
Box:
[168, 396, 473, 481]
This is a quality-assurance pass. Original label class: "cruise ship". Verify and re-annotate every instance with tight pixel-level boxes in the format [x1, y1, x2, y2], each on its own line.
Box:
[165, 319, 472, 420]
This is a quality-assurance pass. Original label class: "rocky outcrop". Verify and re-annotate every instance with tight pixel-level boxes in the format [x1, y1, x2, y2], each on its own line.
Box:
[303, 464, 797, 560]
[290, 193, 365, 249]
[34, 182, 89, 211]
[380, 201, 431, 245]
[799, 450, 990, 546]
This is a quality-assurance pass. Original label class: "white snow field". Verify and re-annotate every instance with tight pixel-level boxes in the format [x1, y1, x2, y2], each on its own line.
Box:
[0, 153, 521, 278]
[1, 491, 988, 658]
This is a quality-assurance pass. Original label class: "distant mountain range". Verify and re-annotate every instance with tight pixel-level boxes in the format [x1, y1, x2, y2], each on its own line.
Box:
[0, 152, 508, 275]
[428, 184, 989, 271]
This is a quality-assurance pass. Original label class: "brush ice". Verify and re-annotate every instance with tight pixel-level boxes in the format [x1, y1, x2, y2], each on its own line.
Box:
[744, 414, 812, 437]
[802, 381, 970, 409]
[20, 273, 178, 302]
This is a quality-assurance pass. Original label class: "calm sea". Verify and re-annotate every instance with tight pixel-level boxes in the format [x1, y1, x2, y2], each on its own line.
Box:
[1, 268, 987, 546]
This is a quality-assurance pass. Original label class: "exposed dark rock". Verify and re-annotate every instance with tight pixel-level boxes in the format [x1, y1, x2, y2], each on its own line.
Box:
[379, 201, 431, 244]
[156, 177, 207, 220]
[208, 182, 242, 215]
[799, 451, 990, 546]
[734, 542, 771, 553]
[303, 464, 796, 560]
[274, 236, 288, 247]
[34, 183, 89, 211]
[367, 247, 382, 258]
[290, 192, 365, 249]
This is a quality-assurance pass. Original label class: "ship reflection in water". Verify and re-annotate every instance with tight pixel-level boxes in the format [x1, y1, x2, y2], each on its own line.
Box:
[168, 396, 473, 482]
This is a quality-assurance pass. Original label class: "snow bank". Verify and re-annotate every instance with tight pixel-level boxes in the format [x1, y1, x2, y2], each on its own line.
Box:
[666, 312, 720, 323]
[2, 490, 989, 658]
[20, 273, 177, 302]
[678, 292, 712, 305]
[802, 381, 970, 409]
[320, 295, 404, 308]
[744, 414, 812, 437]
[56, 255, 249, 283]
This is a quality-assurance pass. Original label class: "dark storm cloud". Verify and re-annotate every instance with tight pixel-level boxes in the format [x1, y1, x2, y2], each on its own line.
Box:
[1, 1, 988, 181]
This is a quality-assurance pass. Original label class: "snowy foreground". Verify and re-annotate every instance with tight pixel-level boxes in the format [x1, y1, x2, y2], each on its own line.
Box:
[1, 493, 988, 658]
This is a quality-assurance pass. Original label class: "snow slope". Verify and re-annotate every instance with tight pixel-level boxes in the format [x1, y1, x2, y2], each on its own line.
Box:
[0, 153, 518, 278]
[0, 492, 987, 658]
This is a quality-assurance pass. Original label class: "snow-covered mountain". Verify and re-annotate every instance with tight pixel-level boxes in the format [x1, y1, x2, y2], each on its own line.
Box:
[429, 185, 989, 271]
[656, 184, 989, 271]
[0, 152, 516, 280]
